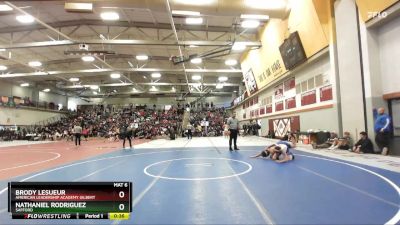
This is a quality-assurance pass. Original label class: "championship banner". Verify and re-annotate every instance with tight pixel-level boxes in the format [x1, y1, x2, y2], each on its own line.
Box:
[301, 90, 317, 106]
[320, 85, 333, 102]
[244, 69, 258, 95]
[274, 84, 284, 100]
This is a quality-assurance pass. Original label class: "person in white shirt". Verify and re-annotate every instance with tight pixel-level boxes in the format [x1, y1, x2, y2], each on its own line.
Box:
[227, 113, 239, 151]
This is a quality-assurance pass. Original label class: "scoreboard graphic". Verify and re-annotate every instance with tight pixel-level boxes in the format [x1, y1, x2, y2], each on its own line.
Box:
[8, 182, 132, 220]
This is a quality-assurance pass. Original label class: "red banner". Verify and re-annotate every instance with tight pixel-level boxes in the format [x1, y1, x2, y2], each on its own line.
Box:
[301, 90, 316, 106]
[275, 101, 284, 111]
[320, 85, 333, 102]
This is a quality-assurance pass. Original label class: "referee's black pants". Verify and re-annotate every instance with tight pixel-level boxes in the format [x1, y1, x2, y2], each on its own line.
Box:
[74, 133, 81, 146]
[229, 129, 238, 149]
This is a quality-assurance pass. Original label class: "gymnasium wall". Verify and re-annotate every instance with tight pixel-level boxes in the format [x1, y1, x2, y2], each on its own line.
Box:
[38, 92, 68, 108]
[240, 0, 330, 94]
[234, 53, 338, 136]
[378, 15, 400, 97]
[0, 108, 65, 126]
[0, 81, 33, 99]
[355, 0, 399, 22]
[0, 80, 67, 106]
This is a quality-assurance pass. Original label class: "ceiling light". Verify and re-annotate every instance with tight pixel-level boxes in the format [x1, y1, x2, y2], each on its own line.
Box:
[150, 86, 158, 91]
[64, 3, 93, 13]
[0, 48, 6, 51]
[171, 87, 176, 92]
[216, 83, 223, 89]
[28, 61, 42, 67]
[186, 17, 203, 25]
[110, 73, 121, 79]
[100, 11, 119, 21]
[16, 15, 35, 24]
[171, 10, 200, 16]
[234, 90, 237, 93]
[20, 83, 29, 87]
[93, 91, 98, 95]
[136, 55, 148, 61]
[90, 85, 99, 90]
[192, 74, 202, 81]
[0, 65, 7, 71]
[232, 42, 247, 51]
[42, 88, 50, 92]
[241, 14, 269, 20]
[151, 72, 161, 78]
[225, 59, 238, 66]
[82, 56, 95, 62]
[174, 0, 215, 5]
[241, 20, 260, 29]
[190, 58, 202, 64]
[245, 0, 287, 10]
[193, 83, 201, 88]
[113, 89, 117, 93]
[0, 4, 13, 11]
[69, 77, 79, 82]
[189, 45, 198, 48]
[218, 76, 228, 82]
[132, 87, 138, 92]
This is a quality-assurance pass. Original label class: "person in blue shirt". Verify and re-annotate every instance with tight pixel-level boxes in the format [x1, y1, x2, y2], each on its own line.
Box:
[374, 108, 392, 155]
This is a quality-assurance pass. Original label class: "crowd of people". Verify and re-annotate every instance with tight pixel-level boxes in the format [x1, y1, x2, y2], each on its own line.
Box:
[186, 107, 227, 137]
[0, 104, 231, 144]
[0, 103, 393, 156]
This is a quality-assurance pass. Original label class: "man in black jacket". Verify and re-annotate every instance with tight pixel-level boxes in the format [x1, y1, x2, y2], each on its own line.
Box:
[353, 131, 374, 154]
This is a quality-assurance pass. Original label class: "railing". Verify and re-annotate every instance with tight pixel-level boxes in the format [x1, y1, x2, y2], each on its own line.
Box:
[31, 114, 67, 127]
[0, 96, 70, 112]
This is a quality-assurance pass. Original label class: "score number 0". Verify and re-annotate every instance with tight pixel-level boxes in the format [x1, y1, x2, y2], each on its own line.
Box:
[118, 191, 125, 211]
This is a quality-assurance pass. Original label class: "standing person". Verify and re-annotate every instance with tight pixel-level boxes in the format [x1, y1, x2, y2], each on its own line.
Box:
[73, 123, 82, 146]
[120, 123, 132, 149]
[126, 124, 134, 149]
[227, 113, 239, 151]
[186, 123, 193, 139]
[374, 107, 392, 155]
[82, 127, 89, 141]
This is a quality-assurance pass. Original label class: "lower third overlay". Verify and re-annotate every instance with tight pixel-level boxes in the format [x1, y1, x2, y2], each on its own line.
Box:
[8, 182, 132, 220]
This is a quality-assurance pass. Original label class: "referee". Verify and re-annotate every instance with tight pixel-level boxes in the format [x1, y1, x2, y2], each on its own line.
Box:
[227, 113, 239, 151]
[73, 122, 82, 146]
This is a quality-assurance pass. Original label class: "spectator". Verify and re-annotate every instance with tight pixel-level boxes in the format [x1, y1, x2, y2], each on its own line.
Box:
[374, 107, 392, 155]
[328, 131, 351, 150]
[312, 132, 337, 149]
[352, 131, 374, 154]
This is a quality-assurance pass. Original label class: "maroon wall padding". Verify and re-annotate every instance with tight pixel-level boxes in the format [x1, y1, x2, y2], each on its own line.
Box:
[320, 85, 333, 102]
[268, 119, 274, 133]
[266, 105, 273, 113]
[291, 116, 300, 132]
[260, 107, 266, 115]
[301, 90, 316, 106]
[285, 97, 296, 109]
[275, 101, 284, 111]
